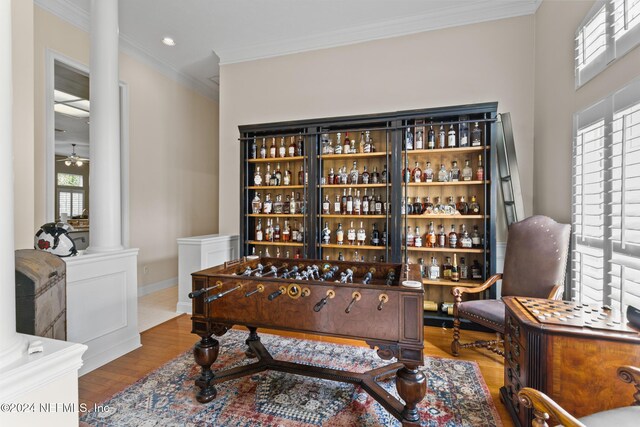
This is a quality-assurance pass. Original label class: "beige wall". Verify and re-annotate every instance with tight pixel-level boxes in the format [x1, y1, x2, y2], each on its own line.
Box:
[219, 15, 537, 242]
[533, 0, 640, 223]
[32, 7, 219, 287]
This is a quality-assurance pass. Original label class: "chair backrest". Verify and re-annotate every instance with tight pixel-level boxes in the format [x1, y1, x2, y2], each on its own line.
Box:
[501, 215, 571, 298]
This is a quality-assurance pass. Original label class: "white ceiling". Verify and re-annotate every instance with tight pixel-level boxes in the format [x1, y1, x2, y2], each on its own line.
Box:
[37, 0, 542, 100]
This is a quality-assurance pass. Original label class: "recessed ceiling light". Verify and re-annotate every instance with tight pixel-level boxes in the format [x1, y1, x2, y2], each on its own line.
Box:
[162, 37, 176, 46]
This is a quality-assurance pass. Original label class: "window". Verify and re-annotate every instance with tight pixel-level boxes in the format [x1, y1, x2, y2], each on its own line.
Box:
[58, 190, 84, 218]
[572, 77, 640, 311]
[57, 172, 83, 187]
[576, 4, 607, 72]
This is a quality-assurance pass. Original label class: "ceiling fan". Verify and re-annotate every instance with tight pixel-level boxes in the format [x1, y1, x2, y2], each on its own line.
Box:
[57, 143, 89, 167]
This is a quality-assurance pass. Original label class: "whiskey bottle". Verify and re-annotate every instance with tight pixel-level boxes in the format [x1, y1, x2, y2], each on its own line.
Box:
[371, 166, 379, 184]
[433, 196, 443, 214]
[472, 225, 482, 248]
[438, 123, 446, 148]
[346, 188, 353, 215]
[447, 124, 456, 148]
[273, 194, 283, 214]
[255, 219, 263, 241]
[334, 132, 343, 154]
[336, 223, 344, 245]
[451, 254, 460, 282]
[414, 226, 423, 247]
[424, 162, 433, 182]
[322, 194, 330, 214]
[381, 223, 388, 246]
[250, 138, 257, 159]
[354, 190, 362, 215]
[334, 194, 341, 214]
[405, 226, 415, 247]
[364, 131, 372, 153]
[405, 197, 412, 215]
[456, 196, 469, 215]
[447, 196, 457, 214]
[438, 224, 446, 248]
[471, 260, 483, 279]
[361, 165, 370, 184]
[298, 165, 305, 185]
[264, 164, 272, 186]
[362, 189, 370, 214]
[338, 251, 344, 261]
[460, 257, 468, 279]
[413, 197, 423, 215]
[269, 137, 277, 158]
[413, 161, 423, 183]
[476, 155, 484, 181]
[371, 223, 380, 246]
[274, 163, 283, 186]
[289, 192, 297, 214]
[288, 136, 297, 157]
[263, 193, 273, 214]
[405, 127, 414, 150]
[448, 224, 458, 248]
[273, 218, 281, 241]
[278, 137, 286, 158]
[321, 221, 331, 244]
[426, 221, 436, 248]
[438, 164, 449, 182]
[275, 248, 281, 258]
[296, 192, 305, 214]
[418, 257, 426, 278]
[375, 195, 383, 215]
[343, 132, 351, 154]
[291, 220, 300, 242]
[471, 122, 482, 146]
[297, 219, 304, 242]
[296, 133, 304, 156]
[369, 190, 377, 215]
[459, 225, 473, 248]
[321, 133, 330, 154]
[381, 164, 388, 184]
[357, 221, 366, 246]
[265, 219, 273, 241]
[450, 161, 460, 182]
[350, 161, 359, 184]
[459, 120, 469, 147]
[327, 167, 335, 184]
[403, 164, 412, 184]
[428, 257, 440, 280]
[252, 192, 262, 214]
[423, 195, 434, 214]
[285, 250, 290, 258]
[254, 166, 263, 186]
[283, 163, 292, 185]
[282, 220, 291, 242]
[259, 138, 267, 159]
[415, 129, 424, 150]
[443, 257, 452, 279]
[359, 132, 366, 153]
[427, 125, 435, 149]
[264, 247, 271, 257]
[462, 160, 472, 181]
[340, 166, 348, 184]
[352, 250, 359, 261]
[283, 195, 291, 214]
[347, 221, 356, 245]
[469, 196, 481, 214]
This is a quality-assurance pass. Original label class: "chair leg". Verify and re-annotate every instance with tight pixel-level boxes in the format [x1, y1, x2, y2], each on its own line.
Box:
[451, 292, 463, 357]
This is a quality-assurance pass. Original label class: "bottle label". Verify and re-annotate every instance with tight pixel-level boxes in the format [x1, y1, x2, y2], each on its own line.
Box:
[270, 148, 276, 158]
[414, 237, 423, 247]
[348, 230, 356, 241]
[472, 237, 481, 245]
[438, 235, 446, 247]
[256, 230, 263, 241]
[263, 204, 272, 214]
[357, 231, 366, 241]
[292, 230, 299, 241]
[279, 147, 286, 157]
[334, 202, 341, 213]
[362, 200, 369, 212]
[462, 239, 473, 248]
[347, 201, 353, 213]
[371, 237, 380, 245]
[336, 231, 344, 243]
[362, 175, 369, 184]
[354, 200, 361, 213]
[288, 147, 295, 157]
[413, 170, 422, 182]
[322, 201, 330, 213]
[449, 235, 458, 248]
[254, 175, 262, 186]
[283, 175, 290, 185]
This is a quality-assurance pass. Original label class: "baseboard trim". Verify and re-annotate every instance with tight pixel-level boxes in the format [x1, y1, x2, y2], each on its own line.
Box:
[79, 335, 141, 376]
[176, 301, 192, 315]
[138, 277, 177, 297]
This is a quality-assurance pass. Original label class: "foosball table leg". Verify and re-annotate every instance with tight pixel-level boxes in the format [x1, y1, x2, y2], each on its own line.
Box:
[194, 335, 219, 403]
[245, 326, 259, 358]
[396, 363, 426, 425]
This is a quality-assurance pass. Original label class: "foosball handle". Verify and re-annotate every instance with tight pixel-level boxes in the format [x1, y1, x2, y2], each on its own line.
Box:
[377, 294, 389, 311]
[313, 289, 335, 312]
[268, 287, 285, 301]
[245, 284, 265, 298]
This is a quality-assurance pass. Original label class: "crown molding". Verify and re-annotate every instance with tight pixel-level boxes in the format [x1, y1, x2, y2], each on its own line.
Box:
[217, 0, 542, 65]
[34, 0, 218, 101]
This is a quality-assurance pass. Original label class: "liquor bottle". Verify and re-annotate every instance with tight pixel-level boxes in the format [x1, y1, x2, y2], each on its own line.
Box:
[255, 219, 263, 241]
[443, 256, 452, 279]
[273, 194, 283, 214]
[405, 127, 414, 150]
[371, 166, 379, 184]
[413, 161, 422, 183]
[276, 248, 281, 258]
[254, 166, 263, 186]
[338, 251, 344, 261]
[418, 257, 426, 278]
[362, 189, 370, 214]
[343, 132, 351, 154]
[252, 192, 262, 214]
[472, 225, 482, 248]
[346, 188, 353, 215]
[359, 132, 366, 153]
[250, 138, 257, 159]
[264, 164, 272, 186]
[292, 220, 300, 242]
[357, 221, 366, 246]
[296, 192, 305, 214]
[336, 223, 344, 245]
[471, 122, 482, 146]
[283, 163, 292, 185]
[462, 159, 472, 181]
[347, 221, 356, 245]
[423, 196, 434, 214]
[370, 190, 377, 215]
[427, 125, 435, 149]
[350, 161, 359, 184]
[273, 218, 281, 241]
[459, 225, 473, 248]
[415, 129, 424, 150]
[405, 226, 415, 247]
[265, 219, 273, 241]
[264, 247, 270, 257]
[282, 220, 291, 242]
[380, 164, 388, 184]
[459, 120, 469, 147]
[288, 136, 296, 157]
[476, 155, 484, 181]
[354, 190, 362, 215]
[381, 223, 388, 246]
[471, 260, 483, 279]
[296, 133, 304, 156]
[263, 193, 273, 214]
[335, 132, 343, 154]
[451, 254, 460, 282]
[413, 197, 423, 215]
[426, 221, 436, 248]
[438, 224, 446, 248]
[414, 226, 423, 247]
[405, 197, 413, 215]
[424, 161, 433, 182]
[283, 195, 291, 214]
[340, 166, 348, 184]
[278, 137, 286, 158]
[322, 194, 330, 214]
[456, 196, 469, 215]
[274, 163, 283, 186]
[448, 224, 458, 248]
[295, 249, 302, 259]
[352, 250, 360, 261]
[297, 219, 304, 242]
[438, 164, 449, 182]
[364, 131, 372, 153]
[269, 137, 277, 158]
[447, 124, 456, 148]
[438, 123, 446, 148]
[450, 161, 460, 182]
[403, 163, 412, 184]
[428, 257, 440, 280]
[289, 192, 297, 214]
[447, 196, 457, 214]
[433, 196, 443, 214]
[371, 223, 380, 246]
[298, 165, 305, 185]
[285, 250, 290, 258]
[460, 257, 468, 279]
[259, 138, 267, 159]
[327, 167, 335, 184]
[469, 196, 481, 214]
[375, 195, 383, 215]
[361, 165, 370, 184]
[321, 133, 330, 154]
[334, 194, 341, 214]
[321, 221, 331, 244]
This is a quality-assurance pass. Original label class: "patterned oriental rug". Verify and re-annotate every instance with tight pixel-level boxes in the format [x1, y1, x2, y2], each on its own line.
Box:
[81, 329, 503, 427]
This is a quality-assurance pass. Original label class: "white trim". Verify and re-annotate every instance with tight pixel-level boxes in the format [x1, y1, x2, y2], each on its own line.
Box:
[34, 0, 89, 32]
[64, 247, 139, 266]
[120, 83, 130, 247]
[176, 301, 192, 315]
[138, 277, 178, 297]
[176, 233, 240, 246]
[79, 335, 140, 376]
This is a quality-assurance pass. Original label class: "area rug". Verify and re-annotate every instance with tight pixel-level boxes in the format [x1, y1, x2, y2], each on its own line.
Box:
[80, 329, 502, 427]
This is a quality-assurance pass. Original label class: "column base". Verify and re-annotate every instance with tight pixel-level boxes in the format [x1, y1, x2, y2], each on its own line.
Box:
[0, 334, 26, 368]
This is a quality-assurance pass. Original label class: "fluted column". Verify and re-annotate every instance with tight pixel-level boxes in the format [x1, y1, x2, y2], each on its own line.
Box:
[0, 0, 24, 367]
[87, 0, 123, 253]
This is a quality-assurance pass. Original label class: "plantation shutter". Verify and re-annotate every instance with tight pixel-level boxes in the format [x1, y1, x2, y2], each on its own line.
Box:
[576, 3, 610, 87]
[613, 0, 640, 56]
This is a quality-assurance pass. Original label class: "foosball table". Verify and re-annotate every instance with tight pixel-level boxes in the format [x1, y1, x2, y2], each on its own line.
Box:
[189, 256, 426, 426]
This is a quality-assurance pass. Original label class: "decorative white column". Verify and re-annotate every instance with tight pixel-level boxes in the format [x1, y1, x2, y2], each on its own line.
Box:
[87, 0, 123, 253]
[0, 0, 25, 367]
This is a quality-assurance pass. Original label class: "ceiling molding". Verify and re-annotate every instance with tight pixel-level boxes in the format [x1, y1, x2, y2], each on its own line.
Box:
[216, 0, 542, 65]
[34, 0, 218, 101]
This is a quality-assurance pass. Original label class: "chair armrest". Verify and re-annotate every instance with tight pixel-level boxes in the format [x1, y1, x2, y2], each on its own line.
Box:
[618, 365, 640, 405]
[546, 284, 564, 300]
[451, 274, 502, 298]
[518, 387, 586, 427]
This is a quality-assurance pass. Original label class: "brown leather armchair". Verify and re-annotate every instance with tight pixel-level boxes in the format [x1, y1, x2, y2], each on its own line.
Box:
[450, 215, 570, 356]
[518, 366, 640, 427]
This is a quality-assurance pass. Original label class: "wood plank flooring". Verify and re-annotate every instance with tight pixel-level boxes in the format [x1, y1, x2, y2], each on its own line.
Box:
[79, 314, 513, 426]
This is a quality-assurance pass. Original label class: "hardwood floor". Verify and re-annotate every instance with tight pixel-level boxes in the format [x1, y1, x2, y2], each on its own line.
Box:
[79, 314, 513, 426]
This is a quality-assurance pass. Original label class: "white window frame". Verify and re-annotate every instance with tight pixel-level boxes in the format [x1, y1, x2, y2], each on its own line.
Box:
[58, 188, 85, 218]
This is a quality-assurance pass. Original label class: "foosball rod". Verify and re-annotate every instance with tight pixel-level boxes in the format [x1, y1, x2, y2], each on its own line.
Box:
[188, 283, 222, 299]
[205, 284, 243, 303]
